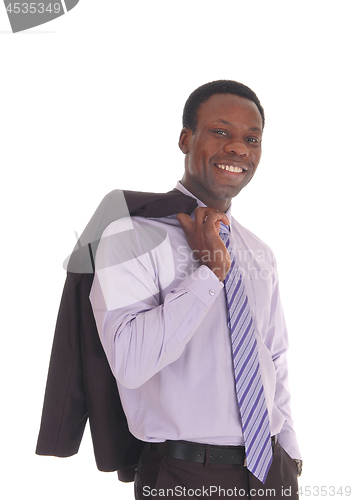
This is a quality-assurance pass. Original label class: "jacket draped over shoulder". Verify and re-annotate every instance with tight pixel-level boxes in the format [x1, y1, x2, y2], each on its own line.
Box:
[35, 189, 198, 482]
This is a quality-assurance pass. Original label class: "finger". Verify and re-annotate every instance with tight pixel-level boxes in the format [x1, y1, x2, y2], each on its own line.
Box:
[220, 213, 230, 226]
[203, 212, 230, 239]
[176, 213, 193, 234]
[204, 210, 230, 228]
[194, 206, 219, 226]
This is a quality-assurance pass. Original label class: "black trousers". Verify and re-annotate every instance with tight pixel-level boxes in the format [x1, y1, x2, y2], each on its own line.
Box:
[135, 441, 298, 500]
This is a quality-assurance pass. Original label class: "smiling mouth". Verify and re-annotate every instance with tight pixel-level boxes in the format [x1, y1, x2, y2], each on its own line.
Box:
[216, 163, 246, 173]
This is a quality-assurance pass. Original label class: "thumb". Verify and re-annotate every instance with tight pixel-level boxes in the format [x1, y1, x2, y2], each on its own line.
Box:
[176, 213, 193, 234]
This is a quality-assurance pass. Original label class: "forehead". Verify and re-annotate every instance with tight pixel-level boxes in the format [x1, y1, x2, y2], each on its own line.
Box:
[196, 93, 263, 130]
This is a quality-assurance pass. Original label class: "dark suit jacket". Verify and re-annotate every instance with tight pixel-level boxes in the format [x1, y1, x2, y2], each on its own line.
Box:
[35, 189, 198, 482]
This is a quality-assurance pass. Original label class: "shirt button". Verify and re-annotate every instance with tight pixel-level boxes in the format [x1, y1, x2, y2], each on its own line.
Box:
[209, 289, 215, 296]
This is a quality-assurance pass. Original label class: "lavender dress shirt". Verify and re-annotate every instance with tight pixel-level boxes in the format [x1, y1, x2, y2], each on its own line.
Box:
[89, 182, 302, 461]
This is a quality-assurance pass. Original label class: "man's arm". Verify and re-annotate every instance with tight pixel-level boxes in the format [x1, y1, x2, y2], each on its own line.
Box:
[266, 266, 302, 464]
[89, 215, 224, 389]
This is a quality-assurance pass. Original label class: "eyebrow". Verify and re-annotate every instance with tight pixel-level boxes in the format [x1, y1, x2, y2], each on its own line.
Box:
[217, 119, 233, 126]
[215, 119, 262, 133]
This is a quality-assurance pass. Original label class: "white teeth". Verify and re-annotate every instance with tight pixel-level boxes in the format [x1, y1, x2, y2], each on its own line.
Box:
[217, 164, 244, 173]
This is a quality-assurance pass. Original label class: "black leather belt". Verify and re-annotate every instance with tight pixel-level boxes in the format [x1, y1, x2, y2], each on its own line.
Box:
[150, 436, 277, 465]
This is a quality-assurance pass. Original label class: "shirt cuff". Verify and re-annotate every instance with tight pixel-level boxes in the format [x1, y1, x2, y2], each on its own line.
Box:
[182, 265, 224, 304]
[277, 431, 302, 460]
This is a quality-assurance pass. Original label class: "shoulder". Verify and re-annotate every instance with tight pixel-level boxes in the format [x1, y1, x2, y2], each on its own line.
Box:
[101, 214, 178, 238]
[101, 215, 135, 238]
[99, 216, 176, 267]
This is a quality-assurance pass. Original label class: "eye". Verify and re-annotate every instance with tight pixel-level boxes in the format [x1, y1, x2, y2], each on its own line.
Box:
[247, 137, 261, 144]
[213, 129, 228, 136]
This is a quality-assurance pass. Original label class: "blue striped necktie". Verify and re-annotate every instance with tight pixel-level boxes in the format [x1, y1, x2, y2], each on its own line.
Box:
[219, 223, 273, 483]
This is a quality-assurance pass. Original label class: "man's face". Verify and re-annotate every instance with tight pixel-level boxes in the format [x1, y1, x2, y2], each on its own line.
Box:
[179, 93, 263, 212]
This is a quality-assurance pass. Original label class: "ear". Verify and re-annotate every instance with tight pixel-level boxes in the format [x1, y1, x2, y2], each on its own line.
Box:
[179, 128, 191, 154]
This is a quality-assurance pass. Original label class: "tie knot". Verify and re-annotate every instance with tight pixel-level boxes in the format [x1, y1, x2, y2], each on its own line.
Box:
[219, 222, 230, 235]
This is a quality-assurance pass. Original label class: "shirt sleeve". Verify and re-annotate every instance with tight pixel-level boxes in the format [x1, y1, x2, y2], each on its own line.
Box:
[89, 218, 224, 389]
[266, 265, 302, 461]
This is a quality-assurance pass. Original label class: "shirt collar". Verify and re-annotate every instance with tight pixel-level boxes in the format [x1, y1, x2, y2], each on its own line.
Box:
[175, 181, 232, 230]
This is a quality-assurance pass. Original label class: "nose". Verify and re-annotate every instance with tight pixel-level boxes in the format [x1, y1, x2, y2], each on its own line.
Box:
[224, 141, 249, 157]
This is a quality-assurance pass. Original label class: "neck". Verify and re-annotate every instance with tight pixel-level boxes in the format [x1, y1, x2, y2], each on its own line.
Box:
[179, 180, 231, 214]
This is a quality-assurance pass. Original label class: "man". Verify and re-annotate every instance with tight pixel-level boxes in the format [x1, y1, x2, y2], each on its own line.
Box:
[89, 80, 302, 499]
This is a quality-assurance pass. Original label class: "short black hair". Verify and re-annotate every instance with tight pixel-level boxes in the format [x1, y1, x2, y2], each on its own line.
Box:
[182, 80, 265, 132]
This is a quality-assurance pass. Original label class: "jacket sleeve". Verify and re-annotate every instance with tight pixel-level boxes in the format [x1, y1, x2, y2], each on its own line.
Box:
[36, 271, 145, 472]
[35, 273, 88, 457]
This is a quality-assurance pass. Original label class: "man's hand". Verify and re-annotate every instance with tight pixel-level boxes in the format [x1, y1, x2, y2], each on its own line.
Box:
[176, 207, 231, 282]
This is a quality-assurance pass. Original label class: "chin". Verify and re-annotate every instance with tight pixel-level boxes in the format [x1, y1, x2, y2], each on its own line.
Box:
[215, 185, 243, 200]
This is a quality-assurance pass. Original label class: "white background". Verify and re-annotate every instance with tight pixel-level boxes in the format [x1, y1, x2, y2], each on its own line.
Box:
[1, 1, 352, 499]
